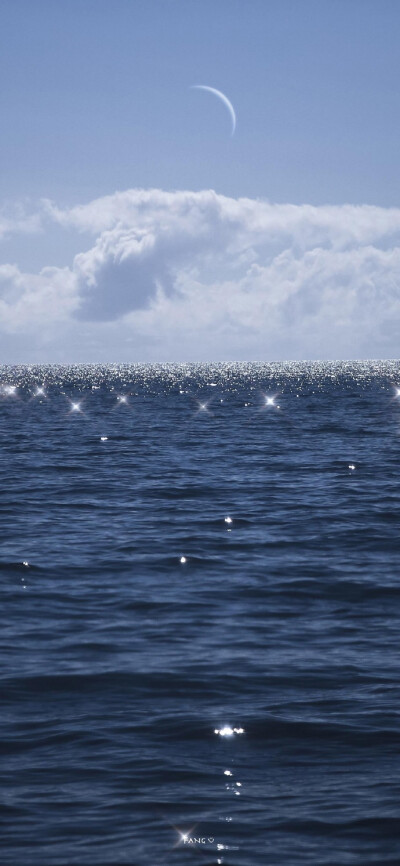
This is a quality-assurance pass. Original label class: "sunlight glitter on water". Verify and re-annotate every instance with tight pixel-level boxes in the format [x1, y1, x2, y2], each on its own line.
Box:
[214, 726, 245, 736]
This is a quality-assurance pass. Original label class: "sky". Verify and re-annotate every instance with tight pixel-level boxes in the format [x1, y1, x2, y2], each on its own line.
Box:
[1, 0, 400, 362]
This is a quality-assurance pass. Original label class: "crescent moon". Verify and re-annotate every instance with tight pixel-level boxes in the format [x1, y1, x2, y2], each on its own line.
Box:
[191, 85, 236, 136]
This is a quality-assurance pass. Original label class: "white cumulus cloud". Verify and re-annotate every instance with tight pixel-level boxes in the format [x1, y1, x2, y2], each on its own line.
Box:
[1, 188, 400, 361]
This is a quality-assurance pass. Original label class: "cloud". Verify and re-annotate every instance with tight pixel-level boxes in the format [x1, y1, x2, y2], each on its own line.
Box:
[1, 188, 400, 360]
[0, 202, 42, 241]
[0, 264, 77, 333]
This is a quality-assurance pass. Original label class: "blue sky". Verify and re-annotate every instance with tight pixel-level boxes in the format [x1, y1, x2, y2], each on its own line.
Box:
[2, 0, 400, 206]
[1, 0, 400, 361]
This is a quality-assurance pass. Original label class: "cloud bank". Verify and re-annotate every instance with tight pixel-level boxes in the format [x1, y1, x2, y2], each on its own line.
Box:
[1, 188, 400, 361]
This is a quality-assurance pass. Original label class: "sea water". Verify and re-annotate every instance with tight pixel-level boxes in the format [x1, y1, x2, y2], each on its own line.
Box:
[2, 362, 400, 865]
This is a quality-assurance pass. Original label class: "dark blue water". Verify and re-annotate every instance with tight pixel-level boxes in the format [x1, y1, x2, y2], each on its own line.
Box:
[2, 362, 400, 866]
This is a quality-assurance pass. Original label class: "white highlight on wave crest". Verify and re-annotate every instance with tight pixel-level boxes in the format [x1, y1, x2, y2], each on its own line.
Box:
[214, 726, 245, 736]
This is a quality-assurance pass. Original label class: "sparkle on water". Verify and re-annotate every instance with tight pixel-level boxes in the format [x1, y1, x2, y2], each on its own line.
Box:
[2, 384, 17, 396]
[214, 726, 245, 737]
[175, 825, 197, 847]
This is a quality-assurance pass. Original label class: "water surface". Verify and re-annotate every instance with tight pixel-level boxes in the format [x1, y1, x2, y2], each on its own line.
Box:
[1, 362, 400, 865]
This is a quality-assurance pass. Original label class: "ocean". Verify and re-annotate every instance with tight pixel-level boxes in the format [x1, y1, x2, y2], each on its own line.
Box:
[1, 361, 400, 866]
